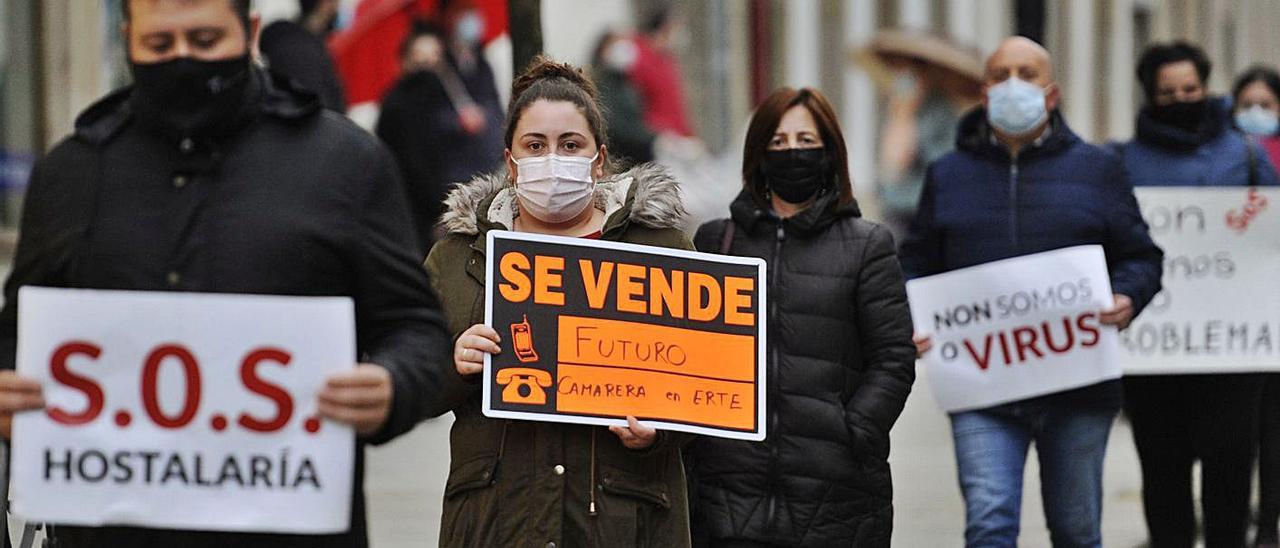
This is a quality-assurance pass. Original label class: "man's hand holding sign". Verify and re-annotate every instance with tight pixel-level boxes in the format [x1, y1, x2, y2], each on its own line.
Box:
[464, 231, 767, 441]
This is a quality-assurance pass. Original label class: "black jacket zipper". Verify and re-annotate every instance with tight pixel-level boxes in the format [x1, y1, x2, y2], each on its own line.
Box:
[1009, 158, 1020, 252]
[764, 221, 785, 533]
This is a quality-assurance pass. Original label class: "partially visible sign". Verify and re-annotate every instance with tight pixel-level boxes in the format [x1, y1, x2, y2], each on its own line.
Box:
[1120, 187, 1280, 373]
[908, 246, 1121, 412]
[12, 288, 356, 534]
[483, 231, 768, 441]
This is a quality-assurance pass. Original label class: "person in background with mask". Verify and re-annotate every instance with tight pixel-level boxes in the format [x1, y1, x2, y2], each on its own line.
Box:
[1237, 66, 1280, 548]
[685, 87, 916, 548]
[1233, 66, 1280, 169]
[441, 0, 504, 142]
[591, 30, 657, 167]
[871, 31, 984, 240]
[425, 55, 694, 548]
[0, 1, 462, 547]
[377, 21, 493, 255]
[258, 0, 347, 111]
[1114, 42, 1279, 548]
[901, 37, 1163, 548]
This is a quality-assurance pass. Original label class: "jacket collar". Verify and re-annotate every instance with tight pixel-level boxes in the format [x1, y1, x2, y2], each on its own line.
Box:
[956, 106, 1080, 162]
[728, 188, 861, 236]
[1134, 96, 1230, 152]
[72, 66, 322, 147]
[439, 162, 688, 239]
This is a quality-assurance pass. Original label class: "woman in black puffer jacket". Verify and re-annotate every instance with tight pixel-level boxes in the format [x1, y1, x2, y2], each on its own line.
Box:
[686, 87, 916, 548]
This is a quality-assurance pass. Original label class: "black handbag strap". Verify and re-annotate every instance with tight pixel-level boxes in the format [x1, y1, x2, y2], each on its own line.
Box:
[718, 219, 735, 254]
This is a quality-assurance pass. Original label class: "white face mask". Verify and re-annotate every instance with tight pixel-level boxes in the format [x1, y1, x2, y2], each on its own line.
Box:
[603, 39, 638, 72]
[987, 77, 1050, 136]
[514, 153, 598, 224]
[1236, 105, 1280, 136]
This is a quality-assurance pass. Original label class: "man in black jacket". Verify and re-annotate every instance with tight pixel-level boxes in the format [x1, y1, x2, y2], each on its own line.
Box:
[0, 1, 463, 546]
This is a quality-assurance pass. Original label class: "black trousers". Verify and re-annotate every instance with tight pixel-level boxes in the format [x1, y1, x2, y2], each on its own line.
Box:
[1257, 375, 1280, 542]
[1125, 374, 1264, 548]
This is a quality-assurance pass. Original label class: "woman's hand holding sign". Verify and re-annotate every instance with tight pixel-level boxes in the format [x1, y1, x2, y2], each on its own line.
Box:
[0, 370, 44, 438]
[454, 324, 502, 376]
[610, 416, 658, 450]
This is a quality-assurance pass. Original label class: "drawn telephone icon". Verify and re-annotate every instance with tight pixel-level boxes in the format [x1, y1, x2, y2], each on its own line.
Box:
[511, 315, 539, 363]
[496, 367, 553, 405]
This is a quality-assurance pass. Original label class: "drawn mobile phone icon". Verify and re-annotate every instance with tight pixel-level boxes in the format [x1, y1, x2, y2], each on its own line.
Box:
[511, 315, 539, 363]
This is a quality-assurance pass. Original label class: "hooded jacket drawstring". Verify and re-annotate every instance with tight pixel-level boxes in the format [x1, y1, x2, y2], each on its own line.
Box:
[589, 429, 598, 516]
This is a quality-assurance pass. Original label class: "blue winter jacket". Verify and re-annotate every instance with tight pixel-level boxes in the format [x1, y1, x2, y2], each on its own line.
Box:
[1115, 96, 1280, 188]
[900, 108, 1164, 408]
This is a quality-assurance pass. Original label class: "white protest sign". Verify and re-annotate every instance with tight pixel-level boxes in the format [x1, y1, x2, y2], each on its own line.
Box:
[11, 288, 356, 534]
[907, 245, 1120, 412]
[1120, 187, 1280, 373]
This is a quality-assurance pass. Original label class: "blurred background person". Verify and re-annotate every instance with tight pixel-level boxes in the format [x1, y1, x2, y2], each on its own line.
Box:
[375, 2, 504, 255]
[630, 3, 695, 138]
[686, 87, 915, 548]
[1115, 41, 1279, 548]
[376, 22, 453, 254]
[1233, 66, 1280, 168]
[259, 0, 348, 111]
[440, 0, 505, 144]
[1234, 65, 1280, 548]
[858, 30, 983, 239]
[591, 30, 655, 168]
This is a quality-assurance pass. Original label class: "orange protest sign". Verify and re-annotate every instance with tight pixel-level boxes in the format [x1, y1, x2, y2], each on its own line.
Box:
[483, 231, 767, 441]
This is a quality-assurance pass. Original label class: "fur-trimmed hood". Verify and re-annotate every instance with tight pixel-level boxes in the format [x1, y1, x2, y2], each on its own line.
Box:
[438, 162, 687, 236]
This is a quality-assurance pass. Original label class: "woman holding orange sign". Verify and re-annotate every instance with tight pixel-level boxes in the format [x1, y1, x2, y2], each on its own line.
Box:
[686, 88, 916, 548]
[424, 56, 695, 547]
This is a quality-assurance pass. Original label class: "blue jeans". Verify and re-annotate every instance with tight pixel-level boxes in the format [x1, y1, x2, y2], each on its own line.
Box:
[950, 401, 1118, 548]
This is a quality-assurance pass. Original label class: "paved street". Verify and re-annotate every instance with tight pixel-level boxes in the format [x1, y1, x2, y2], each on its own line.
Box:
[365, 366, 1154, 547]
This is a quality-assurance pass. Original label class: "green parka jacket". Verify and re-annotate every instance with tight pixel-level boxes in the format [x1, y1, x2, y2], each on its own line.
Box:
[425, 163, 695, 548]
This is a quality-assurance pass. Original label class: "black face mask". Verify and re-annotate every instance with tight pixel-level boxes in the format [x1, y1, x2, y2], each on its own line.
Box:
[129, 54, 253, 140]
[1148, 99, 1209, 133]
[761, 148, 830, 204]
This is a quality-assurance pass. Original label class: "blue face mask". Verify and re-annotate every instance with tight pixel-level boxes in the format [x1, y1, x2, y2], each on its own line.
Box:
[987, 77, 1049, 136]
[1235, 105, 1279, 136]
[456, 12, 485, 45]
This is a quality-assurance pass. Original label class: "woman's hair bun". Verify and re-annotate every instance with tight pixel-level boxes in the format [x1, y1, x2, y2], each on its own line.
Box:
[511, 54, 599, 103]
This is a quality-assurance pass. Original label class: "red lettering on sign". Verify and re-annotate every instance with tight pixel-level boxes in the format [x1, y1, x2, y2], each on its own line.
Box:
[1012, 326, 1044, 362]
[1077, 312, 1101, 347]
[964, 337, 994, 370]
[1226, 187, 1269, 233]
[238, 348, 295, 433]
[140, 344, 202, 429]
[47, 341, 105, 425]
[962, 312, 1104, 369]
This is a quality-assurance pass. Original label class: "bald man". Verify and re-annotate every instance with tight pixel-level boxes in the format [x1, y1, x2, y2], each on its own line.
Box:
[900, 37, 1163, 547]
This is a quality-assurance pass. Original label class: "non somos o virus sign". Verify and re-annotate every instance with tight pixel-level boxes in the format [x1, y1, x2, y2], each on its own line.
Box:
[11, 288, 357, 534]
[906, 245, 1122, 412]
[483, 231, 768, 441]
[1121, 187, 1280, 373]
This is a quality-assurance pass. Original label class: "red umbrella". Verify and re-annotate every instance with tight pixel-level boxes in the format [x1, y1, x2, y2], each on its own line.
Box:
[328, 0, 509, 106]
